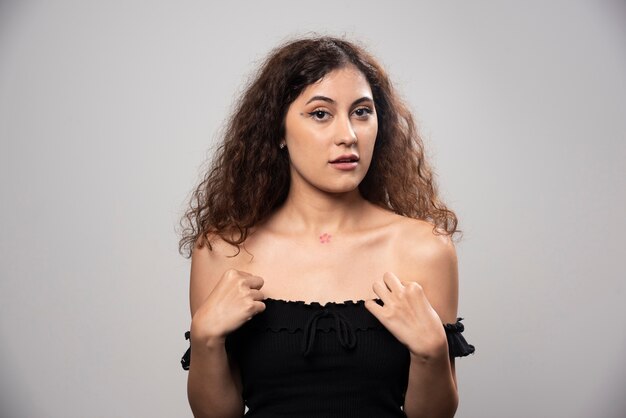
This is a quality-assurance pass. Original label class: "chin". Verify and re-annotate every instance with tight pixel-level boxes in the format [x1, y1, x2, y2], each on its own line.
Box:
[319, 181, 363, 195]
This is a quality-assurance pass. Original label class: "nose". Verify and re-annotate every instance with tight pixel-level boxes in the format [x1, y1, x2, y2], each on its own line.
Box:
[334, 114, 357, 146]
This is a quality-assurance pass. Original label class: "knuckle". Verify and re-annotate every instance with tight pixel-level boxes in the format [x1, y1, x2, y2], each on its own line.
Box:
[383, 306, 395, 318]
[224, 268, 238, 280]
[237, 280, 250, 297]
[407, 281, 423, 292]
[242, 299, 255, 313]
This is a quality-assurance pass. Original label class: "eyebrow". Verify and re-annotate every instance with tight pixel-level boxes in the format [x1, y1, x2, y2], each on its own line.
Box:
[305, 95, 374, 106]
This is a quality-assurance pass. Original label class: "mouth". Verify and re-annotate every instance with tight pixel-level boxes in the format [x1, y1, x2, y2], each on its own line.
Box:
[329, 154, 359, 171]
[330, 154, 360, 164]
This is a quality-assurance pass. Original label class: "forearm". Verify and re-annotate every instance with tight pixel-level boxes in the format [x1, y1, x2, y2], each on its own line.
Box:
[187, 338, 244, 418]
[403, 352, 458, 418]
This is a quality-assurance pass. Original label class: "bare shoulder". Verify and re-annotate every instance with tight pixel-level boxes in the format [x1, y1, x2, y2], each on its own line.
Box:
[188, 232, 245, 318]
[392, 217, 459, 323]
[396, 217, 457, 262]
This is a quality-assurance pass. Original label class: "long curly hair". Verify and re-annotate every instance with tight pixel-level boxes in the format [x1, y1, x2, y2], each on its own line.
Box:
[178, 35, 461, 258]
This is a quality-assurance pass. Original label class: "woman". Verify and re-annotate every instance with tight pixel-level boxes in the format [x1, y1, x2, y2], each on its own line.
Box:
[179, 36, 475, 418]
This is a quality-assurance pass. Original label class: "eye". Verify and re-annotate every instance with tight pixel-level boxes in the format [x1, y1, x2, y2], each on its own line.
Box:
[308, 109, 331, 121]
[353, 107, 374, 119]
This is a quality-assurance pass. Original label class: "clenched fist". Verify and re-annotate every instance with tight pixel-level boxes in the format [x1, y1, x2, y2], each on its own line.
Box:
[190, 269, 266, 347]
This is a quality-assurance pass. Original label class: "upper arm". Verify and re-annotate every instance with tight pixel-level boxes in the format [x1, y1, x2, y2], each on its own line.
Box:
[397, 220, 459, 323]
[188, 235, 245, 394]
[189, 236, 219, 319]
[189, 234, 239, 318]
[418, 232, 460, 388]
[398, 222, 460, 387]
[415, 232, 459, 325]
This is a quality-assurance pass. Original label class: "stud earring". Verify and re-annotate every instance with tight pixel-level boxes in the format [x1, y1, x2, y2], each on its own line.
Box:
[279, 142, 286, 149]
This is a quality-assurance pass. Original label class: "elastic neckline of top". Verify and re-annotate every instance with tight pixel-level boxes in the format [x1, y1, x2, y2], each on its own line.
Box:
[263, 297, 382, 308]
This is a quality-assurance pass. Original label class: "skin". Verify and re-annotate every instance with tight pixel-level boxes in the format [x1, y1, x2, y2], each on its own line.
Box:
[188, 65, 459, 418]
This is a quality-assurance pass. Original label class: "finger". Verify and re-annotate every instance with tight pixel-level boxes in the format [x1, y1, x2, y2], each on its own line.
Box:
[245, 275, 264, 290]
[246, 300, 266, 321]
[248, 288, 264, 301]
[252, 300, 266, 314]
[382, 271, 404, 293]
[403, 281, 431, 305]
[364, 299, 385, 319]
[372, 280, 392, 305]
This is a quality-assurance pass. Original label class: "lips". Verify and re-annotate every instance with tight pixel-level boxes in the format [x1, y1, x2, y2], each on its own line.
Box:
[330, 154, 359, 163]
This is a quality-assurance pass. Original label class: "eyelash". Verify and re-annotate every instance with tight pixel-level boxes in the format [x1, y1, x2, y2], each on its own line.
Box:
[308, 107, 374, 121]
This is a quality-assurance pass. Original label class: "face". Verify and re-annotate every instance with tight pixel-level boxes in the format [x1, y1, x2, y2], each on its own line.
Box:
[282, 65, 378, 195]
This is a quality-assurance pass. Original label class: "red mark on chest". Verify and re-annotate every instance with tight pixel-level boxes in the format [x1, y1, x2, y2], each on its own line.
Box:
[319, 233, 332, 243]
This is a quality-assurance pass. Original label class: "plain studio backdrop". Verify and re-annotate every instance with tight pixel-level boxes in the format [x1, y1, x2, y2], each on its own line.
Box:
[1, 1, 624, 417]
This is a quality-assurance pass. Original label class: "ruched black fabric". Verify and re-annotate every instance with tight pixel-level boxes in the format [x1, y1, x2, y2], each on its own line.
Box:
[181, 298, 475, 417]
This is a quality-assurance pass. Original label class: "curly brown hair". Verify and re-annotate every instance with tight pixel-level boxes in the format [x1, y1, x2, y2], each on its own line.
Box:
[178, 35, 461, 258]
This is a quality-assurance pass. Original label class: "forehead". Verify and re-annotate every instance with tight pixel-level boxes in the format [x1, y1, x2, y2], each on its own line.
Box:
[298, 65, 372, 101]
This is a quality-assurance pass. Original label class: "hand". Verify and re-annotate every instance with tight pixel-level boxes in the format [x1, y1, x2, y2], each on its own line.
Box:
[190, 269, 266, 346]
[365, 272, 448, 361]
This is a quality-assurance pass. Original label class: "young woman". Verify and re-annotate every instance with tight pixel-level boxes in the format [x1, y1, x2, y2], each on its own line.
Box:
[178, 36, 475, 418]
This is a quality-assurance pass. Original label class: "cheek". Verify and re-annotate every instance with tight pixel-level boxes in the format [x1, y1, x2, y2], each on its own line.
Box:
[356, 123, 378, 146]
[290, 130, 318, 153]
[287, 134, 325, 169]
[357, 124, 378, 163]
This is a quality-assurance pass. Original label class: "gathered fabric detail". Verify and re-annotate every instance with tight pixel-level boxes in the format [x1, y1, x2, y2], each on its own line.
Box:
[444, 318, 476, 357]
[254, 298, 385, 333]
[302, 308, 357, 357]
[181, 331, 191, 370]
[180, 298, 476, 369]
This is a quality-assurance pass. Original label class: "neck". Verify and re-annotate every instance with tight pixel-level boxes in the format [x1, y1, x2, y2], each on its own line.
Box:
[274, 187, 369, 236]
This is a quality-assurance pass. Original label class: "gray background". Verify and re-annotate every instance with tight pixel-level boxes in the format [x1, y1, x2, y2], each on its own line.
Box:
[1, 0, 625, 417]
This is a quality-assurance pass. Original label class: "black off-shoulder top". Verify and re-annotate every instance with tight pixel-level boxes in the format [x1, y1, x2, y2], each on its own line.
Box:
[181, 298, 475, 418]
